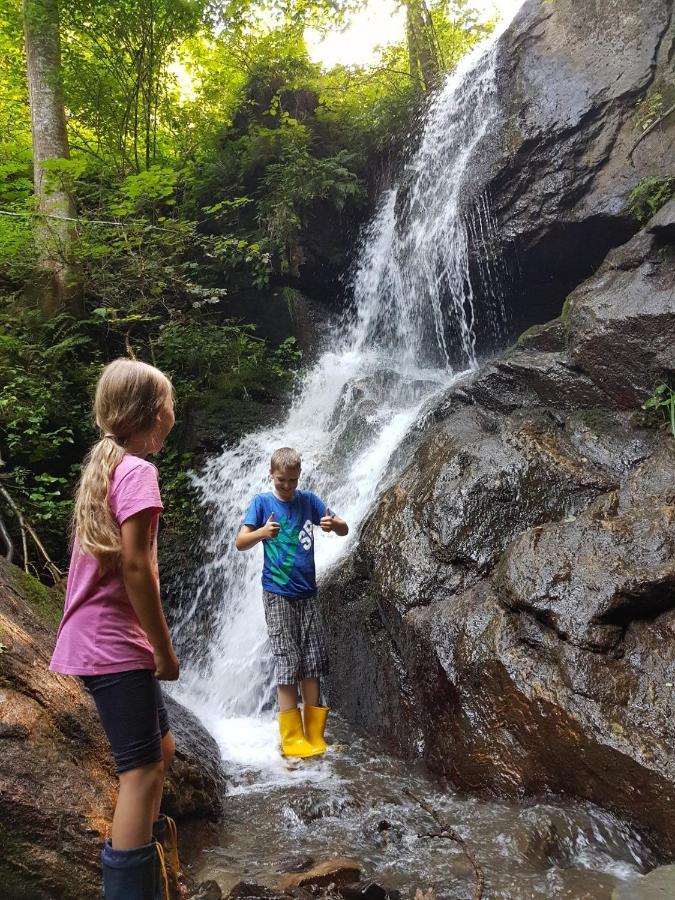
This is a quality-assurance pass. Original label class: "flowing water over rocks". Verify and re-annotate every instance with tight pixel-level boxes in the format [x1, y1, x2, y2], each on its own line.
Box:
[171, 4, 674, 897]
[189, 719, 653, 900]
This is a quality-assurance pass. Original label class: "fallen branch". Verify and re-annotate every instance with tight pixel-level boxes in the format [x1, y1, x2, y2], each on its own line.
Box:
[405, 788, 484, 900]
[0, 484, 63, 584]
[0, 508, 14, 563]
[0, 208, 181, 233]
[628, 102, 675, 164]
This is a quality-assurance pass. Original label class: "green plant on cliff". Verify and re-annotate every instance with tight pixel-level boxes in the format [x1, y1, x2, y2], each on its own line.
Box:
[627, 177, 675, 225]
[642, 383, 675, 438]
[633, 90, 664, 134]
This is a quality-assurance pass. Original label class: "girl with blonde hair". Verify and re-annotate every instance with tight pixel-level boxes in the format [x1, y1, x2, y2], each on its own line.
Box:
[50, 358, 180, 900]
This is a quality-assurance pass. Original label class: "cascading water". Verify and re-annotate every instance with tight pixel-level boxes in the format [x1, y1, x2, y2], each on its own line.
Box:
[171, 25, 512, 770]
[171, 7, 655, 895]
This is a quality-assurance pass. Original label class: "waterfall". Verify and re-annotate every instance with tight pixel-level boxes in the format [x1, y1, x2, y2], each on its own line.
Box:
[171, 8, 520, 773]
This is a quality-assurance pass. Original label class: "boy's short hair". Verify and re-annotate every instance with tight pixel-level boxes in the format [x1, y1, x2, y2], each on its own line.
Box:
[271, 447, 301, 472]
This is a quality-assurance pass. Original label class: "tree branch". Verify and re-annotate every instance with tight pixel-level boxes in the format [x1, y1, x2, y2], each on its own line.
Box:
[404, 788, 485, 900]
[628, 102, 675, 164]
[0, 482, 63, 583]
[0, 508, 14, 563]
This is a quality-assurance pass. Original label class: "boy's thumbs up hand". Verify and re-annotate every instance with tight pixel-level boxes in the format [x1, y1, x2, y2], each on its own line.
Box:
[320, 507, 335, 532]
[262, 512, 280, 540]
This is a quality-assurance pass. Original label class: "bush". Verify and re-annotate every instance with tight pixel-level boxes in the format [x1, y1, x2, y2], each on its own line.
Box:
[628, 177, 675, 225]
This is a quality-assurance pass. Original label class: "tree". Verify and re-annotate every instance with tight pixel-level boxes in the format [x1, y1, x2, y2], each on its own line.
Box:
[405, 0, 440, 92]
[22, 0, 75, 313]
[62, 0, 208, 174]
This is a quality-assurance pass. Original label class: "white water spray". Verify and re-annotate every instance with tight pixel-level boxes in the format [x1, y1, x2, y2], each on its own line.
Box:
[172, 9, 521, 777]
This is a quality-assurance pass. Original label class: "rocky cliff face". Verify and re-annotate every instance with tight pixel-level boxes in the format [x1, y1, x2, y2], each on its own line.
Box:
[320, 203, 675, 854]
[470, 0, 674, 337]
[0, 558, 224, 900]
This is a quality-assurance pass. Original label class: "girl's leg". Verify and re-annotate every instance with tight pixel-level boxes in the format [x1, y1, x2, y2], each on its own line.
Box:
[153, 729, 175, 822]
[113, 759, 165, 849]
[82, 670, 168, 847]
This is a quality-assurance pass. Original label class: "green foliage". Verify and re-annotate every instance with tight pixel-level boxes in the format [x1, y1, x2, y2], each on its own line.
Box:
[0, 0, 492, 575]
[156, 446, 200, 535]
[642, 383, 675, 438]
[628, 177, 675, 225]
[258, 143, 363, 271]
[633, 90, 664, 133]
[0, 308, 98, 567]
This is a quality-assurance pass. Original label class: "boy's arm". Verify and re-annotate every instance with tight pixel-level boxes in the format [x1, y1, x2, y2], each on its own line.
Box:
[120, 509, 179, 680]
[319, 507, 349, 536]
[235, 514, 280, 550]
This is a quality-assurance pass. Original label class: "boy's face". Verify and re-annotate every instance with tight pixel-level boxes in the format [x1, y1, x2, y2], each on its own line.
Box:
[271, 465, 300, 501]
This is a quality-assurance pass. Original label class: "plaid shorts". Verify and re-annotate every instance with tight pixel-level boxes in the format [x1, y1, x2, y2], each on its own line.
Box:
[263, 590, 329, 685]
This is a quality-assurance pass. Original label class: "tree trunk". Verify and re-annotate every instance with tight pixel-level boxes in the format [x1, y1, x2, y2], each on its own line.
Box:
[23, 0, 76, 314]
[406, 0, 440, 92]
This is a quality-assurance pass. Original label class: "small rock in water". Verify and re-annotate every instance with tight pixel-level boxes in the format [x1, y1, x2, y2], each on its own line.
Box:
[612, 864, 675, 899]
[279, 858, 361, 891]
[191, 880, 223, 900]
[227, 882, 292, 900]
[282, 857, 316, 874]
[341, 881, 401, 900]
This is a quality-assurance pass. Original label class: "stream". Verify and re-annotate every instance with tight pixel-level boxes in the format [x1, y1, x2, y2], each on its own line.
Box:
[170, 6, 660, 897]
[182, 716, 652, 899]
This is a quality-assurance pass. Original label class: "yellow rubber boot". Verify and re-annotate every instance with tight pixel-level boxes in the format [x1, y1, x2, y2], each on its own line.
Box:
[303, 705, 329, 754]
[279, 707, 322, 758]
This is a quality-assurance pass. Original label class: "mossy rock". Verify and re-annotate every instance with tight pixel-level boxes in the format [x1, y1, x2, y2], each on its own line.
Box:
[0, 559, 63, 627]
[515, 316, 567, 352]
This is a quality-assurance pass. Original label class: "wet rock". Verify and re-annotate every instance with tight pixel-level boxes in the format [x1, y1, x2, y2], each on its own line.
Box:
[279, 858, 361, 891]
[0, 557, 224, 900]
[474, 0, 675, 331]
[647, 198, 675, 240]
[467, 350, 611, 414]
[192, 881, 224, 900]
[321, 216, 675, 853]
[496, 497, 675, 652]
[322, 370, 441, 476]
[282, 858, 316, 874]
[163, 694, 227, 820]
[566, 231, 675, 408]
[227, 884, 292, 900]
[352, 404, 615, 618]
[613, 865, 675, 899]
[340, 882, 401, 900]
[514, 318, 567, 353]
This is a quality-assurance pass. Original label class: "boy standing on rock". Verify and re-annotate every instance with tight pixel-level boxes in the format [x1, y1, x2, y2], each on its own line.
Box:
[235, 447, 348, 758]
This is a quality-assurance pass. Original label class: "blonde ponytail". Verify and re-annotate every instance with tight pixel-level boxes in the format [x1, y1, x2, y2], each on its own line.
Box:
[72, 358, 173, 565]
[73, 437, 127, 562]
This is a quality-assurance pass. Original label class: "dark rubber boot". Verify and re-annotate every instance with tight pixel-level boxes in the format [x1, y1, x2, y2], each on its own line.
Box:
[101, 838, 165, 899]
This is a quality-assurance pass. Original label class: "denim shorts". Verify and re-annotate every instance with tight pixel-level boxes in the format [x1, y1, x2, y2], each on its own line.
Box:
[81, 668, 170, 774]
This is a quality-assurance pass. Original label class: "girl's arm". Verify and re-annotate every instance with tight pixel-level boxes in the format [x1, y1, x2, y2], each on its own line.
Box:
[120, 509, 179, 680]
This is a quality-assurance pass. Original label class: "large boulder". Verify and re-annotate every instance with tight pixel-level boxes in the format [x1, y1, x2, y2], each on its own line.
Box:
[320, 216, 675, 854]
[0, 558, 224, 900]
[470, 0, 674, 331]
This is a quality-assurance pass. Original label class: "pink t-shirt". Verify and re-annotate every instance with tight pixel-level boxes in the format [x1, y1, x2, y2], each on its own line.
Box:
[50, 455, 163, 676]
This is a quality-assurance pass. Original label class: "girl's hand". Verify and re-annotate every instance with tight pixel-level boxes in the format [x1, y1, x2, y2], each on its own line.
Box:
[261, 513, 280, 540]
[154, 644, 180, 680]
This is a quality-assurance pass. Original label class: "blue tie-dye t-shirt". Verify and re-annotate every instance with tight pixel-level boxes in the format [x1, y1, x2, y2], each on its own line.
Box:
[242, 490, 330, 597]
